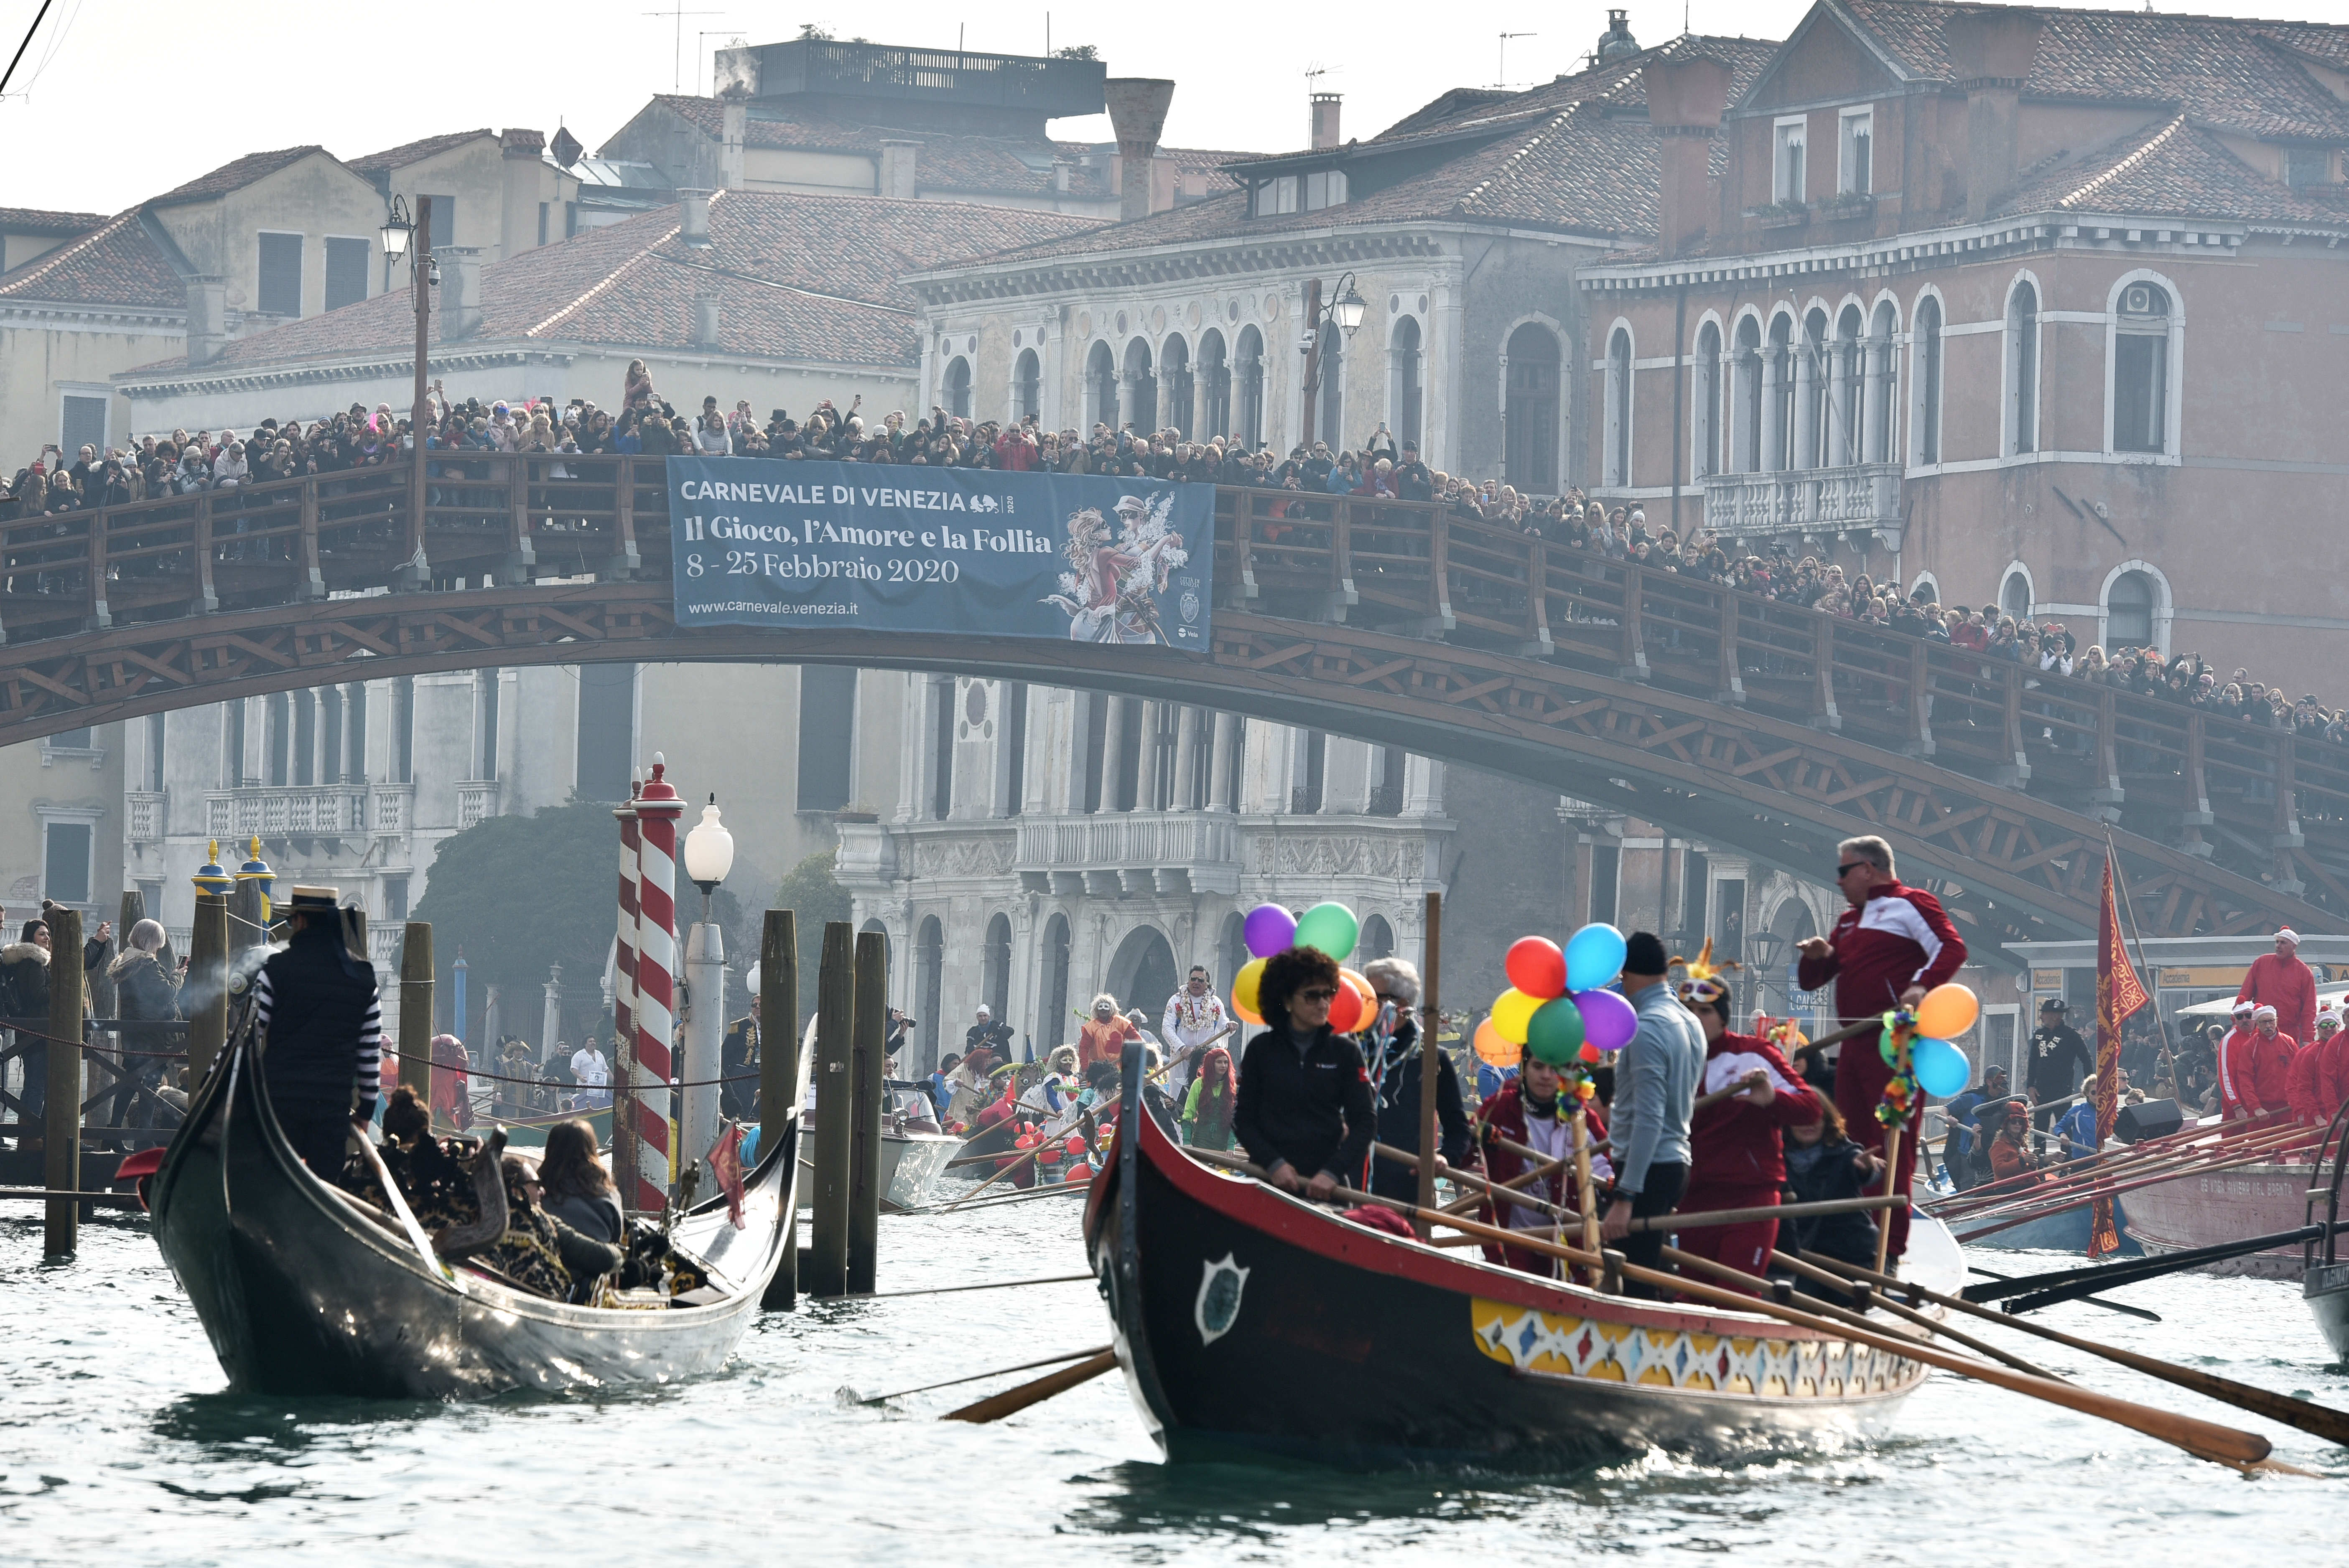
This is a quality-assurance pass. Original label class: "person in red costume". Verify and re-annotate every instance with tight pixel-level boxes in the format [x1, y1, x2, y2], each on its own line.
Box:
[2237, 928, 2317, 1050]
[1476, 1055, 1608, 1277]
[2287, 1013, 2334, 1130]
[1679, 977, 1823, 1293]
[966, 1072, 1037, 1189]
[2220, 1003, 2295, 1120]
[2319, 1012, 2349, 1125]
[1794, 835, 1966, 1261]
[2214, 1000, 2259, 1119]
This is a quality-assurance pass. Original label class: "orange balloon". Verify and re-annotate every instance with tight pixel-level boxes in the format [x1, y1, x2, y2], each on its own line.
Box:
[1473, 1018, 1522, 1067]
[1232, 991, 1264, 1026]
[1341, 967, 1376, 1009]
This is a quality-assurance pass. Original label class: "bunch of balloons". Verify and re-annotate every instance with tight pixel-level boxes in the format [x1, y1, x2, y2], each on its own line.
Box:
[1232, 901, 1378, 1031]
[1874, 981, 1981, 1125]
[1475, 923, 1641, 1072]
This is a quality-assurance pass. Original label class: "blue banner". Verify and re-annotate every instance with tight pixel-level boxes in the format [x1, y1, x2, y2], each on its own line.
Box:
[669, 459, 1214, 650]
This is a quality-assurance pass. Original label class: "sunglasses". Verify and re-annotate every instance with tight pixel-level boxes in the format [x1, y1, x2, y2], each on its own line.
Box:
[1297, 988, 1338, 1003]
[1835, 862, 1867, 877]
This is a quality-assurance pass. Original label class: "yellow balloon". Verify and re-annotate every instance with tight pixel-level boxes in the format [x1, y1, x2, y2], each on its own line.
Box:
[1234, 957, 1267, 1018]
[1916, 982, 1980, 1040]
[1492, 988, 1541, 1046]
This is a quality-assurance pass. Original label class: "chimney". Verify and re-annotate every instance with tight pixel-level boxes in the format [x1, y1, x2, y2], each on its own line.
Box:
[1310, 92, 1342, 150]
[439, 247, 484, 339]
[1104, 77, 1176, 223]
[693, 286, 721, 350]
[679, 188, 712, 246]
[1643, 54, 1734, 260]
[720, 91, 747, 191]
[879, 140, 920, 201]
[1948, 7, 2043, 221]
[499, 127, 545, 260]
[1052, 155, 1075, 194]
[184, 275, 228, 366]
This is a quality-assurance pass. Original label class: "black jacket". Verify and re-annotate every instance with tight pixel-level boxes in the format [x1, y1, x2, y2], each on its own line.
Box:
[1366, 1018, 1471, 1202]
[253, 924, 382, 1117]
[1233, 1023, 1375, 1184]
[110, 949, 182, 1022]
[2027, 1023, 2092, 1102]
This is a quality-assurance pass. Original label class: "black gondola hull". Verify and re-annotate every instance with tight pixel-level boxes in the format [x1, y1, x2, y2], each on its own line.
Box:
[149, 1038, 799, 1400]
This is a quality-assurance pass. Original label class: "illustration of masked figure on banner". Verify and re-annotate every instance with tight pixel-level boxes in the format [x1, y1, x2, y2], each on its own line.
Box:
[1048, 491, 1190, 644]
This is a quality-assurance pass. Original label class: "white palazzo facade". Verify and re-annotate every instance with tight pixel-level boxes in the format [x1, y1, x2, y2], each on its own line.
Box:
[836, 675, 1455, 1072]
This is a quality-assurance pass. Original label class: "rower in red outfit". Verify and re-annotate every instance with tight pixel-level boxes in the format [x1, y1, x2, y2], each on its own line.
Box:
[1794, 835, 1966, 1262]
[1476, 1054, 1608, 1278]
[1678, 976, 1823, 1293]
[2287, 1013, 2336, 1142]
[2223, 1004, 2296, 1123]
[2237, 927, 2317, 1052]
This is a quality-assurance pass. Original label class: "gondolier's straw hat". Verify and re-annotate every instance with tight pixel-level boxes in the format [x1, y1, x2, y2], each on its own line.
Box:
[285, 886, 340, 911]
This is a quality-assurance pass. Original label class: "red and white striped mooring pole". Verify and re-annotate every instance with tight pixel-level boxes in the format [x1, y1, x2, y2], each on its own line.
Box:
[611, 781, 642, 1205]
[631, 754, 685, 1212]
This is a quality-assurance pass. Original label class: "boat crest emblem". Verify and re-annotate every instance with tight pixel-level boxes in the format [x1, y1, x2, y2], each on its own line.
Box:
[1195, 1254, 1250, 1345]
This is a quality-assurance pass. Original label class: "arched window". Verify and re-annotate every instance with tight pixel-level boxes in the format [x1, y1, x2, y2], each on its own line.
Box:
[2112, 281, 2173, 455]
[1766, 313, 1795, 471]
[1161, 333, 1192, 438]
[1603, 325, 1634, 486]
[981, 913, 1011, 1022]
[1390, 316, 1423, 452]
[1040, 912, 1071, 1053]
[914, 915, 944, 1072]
[1866, 299, 1899, 464]
[1731, 315, 1763, 473]
[1692, 320, 1721, 479]
[1012, 348, 1040, 423]
[2106, 569, 2157, 646]
[1124, 338, 1156, 432]
[1358, 914, 1395, 963]
[1218, 912, 1248, 995]
[1086, 340, 1117, 430]
[1799, 308, 1829, 470]
[1911, 294, 1942, 466]
[1312, 322, 1343, 446]
[1832, 304, 1865, 467]
[1198, 329, 1230, 438]
[1234, 326, 1264, 448]
[2006, 279, 2038, 457]
[2000, 567, 2032, 623]
[942, 356, 971, 420]
[1505, 322, 1561, 493]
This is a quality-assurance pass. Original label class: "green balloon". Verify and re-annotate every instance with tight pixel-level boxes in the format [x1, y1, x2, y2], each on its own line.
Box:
[1292, 901, 1359, 962]
[1525, 997, 1587, 1066]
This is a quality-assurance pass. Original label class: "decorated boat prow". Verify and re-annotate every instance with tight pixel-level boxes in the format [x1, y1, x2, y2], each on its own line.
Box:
[1083, 1041, 1950, 1467]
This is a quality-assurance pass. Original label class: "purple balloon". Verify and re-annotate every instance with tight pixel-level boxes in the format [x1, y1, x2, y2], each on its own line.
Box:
[1243, 902, 1298, 960]
[1574, 987, 1639, 1053]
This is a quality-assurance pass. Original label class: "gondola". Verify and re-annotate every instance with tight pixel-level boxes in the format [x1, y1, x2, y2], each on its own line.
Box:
[1085, 1041, 1959, 1466]
[145, 1015, 805, 1400]
[2304, 1100, 2349, 1363]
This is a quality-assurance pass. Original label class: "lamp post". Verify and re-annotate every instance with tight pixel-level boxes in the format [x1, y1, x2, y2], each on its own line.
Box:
[1298, 270, 1366, 443]
[1748, 930, 1788, 1018]
[378, 195, 437, 588]
[680, 794, 736, 1185]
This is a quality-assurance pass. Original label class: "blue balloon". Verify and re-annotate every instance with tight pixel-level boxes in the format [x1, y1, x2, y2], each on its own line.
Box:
[1911, 1036, 1969, 1100]
[1563, 923, 1628, 993]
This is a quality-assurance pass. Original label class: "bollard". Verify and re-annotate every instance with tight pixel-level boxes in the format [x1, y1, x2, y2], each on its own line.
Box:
[399, 922, 433, 1102]
[846, 929, 888, 1296]
[806, 921, 855, 1297]
[759, 909, 799, 1310]
[44, 906, 84, 1255]
[186, 894, 230, 1085]
[226, 878, 269, 959]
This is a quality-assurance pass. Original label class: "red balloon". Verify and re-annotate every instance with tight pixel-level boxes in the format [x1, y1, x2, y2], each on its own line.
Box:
[1505, 936, 1568, 1000]
[1327, 981, 1367, 1033]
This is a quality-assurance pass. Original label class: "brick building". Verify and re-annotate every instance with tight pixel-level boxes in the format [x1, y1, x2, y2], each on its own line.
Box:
[1580, 0, 2349, 676]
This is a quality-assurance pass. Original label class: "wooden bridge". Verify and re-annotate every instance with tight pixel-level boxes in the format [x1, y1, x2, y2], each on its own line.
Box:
[0, 456, 2335, 950]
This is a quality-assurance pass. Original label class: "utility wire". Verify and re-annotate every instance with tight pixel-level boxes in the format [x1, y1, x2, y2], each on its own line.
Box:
[0, 0, 59, 97]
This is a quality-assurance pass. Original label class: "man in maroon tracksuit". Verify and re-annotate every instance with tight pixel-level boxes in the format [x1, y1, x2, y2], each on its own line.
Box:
[1680, 976, 1823, 1291]
[1795, 835, 1967, 1261]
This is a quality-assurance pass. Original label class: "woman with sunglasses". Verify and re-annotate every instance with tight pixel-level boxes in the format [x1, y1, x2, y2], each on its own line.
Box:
[1232, 946, 1376, 1204]
[1678, 976, 1823, 1294]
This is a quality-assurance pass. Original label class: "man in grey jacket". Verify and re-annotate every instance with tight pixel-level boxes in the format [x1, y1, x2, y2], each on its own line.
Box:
[1600, 931, 1706, 1297]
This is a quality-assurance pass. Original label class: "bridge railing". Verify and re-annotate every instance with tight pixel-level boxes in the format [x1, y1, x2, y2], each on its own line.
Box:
[1210, 486, 2347, 882]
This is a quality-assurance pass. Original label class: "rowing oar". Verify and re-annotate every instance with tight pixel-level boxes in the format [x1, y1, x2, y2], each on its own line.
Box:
[1954, 1138, 2312, 1244]
[1966, 1264, 2160, 1323]
[833, 1271, 1094, 1302]
[1800, 1247, 2349, 1451]
[1183, 1146, 2298, 1474]
[943, 1350, 1121, 1422]
[850, 1343, 1111, 1406]
[926, 1177, 1091, 1215]
[1960, 1222, 2344, 1312]
[1371, 1141, 1901, 1234]
[1939, 1121, 2306, 1224]
[1931, 1111, 2291, 1217]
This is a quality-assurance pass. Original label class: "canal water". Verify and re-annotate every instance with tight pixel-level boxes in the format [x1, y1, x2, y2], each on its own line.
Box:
[3, 1183, 2341, 1566]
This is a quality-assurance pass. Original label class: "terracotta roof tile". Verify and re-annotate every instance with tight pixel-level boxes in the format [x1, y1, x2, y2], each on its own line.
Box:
[1992, 114, 2344, 226]
[149, 146, 333, 206]
[126, 189, 1097, 376]
[348, 128, 495, 176]
[0, 206, 109, 236]
[0, 209, 185, 310]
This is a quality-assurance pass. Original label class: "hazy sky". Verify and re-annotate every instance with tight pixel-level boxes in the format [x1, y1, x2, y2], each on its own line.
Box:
[4, 0, 2347, 217]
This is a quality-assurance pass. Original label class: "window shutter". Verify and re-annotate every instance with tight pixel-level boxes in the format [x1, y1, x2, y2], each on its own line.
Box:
[43, 821, 92, 905]
[59, 393, 107, 456]
[257, 232, 303, 316]
[324, 237, 369, 311]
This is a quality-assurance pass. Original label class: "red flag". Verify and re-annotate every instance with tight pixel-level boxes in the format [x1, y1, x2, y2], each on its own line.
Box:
[2090, 852, 2150, 1256]
[709, 1123, 747, 1230]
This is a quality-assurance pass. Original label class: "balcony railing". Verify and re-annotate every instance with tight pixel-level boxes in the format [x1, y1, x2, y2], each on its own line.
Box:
[457, 781, 501, 830]
[126, 790, 166, 844]
[1699, 463, 1904, 546]
[1012, 812, 1241, 896]
[204, 785, 369, 839]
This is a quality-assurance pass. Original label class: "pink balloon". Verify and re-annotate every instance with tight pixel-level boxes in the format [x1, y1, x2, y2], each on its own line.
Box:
[1574, 988, 1639, 1053]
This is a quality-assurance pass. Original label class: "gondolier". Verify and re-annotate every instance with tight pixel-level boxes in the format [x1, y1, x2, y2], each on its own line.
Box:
[250, 887, 382, 1178]
[2237, 928, 2317, 1049]
[1795, 835, 1967, 1262]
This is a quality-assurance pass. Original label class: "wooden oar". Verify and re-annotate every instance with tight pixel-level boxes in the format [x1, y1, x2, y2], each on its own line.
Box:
[1955, 1138, 2312, 1243]
[944, 1349, 1120, 1422]
[1183, 1146, 2294, 1474]
[1942, 1120, 2307, 1222]
[1801, 1248, 2349, 1450]
[1931, 1111, 2290, 1217]
[1967, 1264, 2161, 1323]
[854, 1343, 1111, 1405]
[1966, 1223, 2339, 1313]
[1371, 1141, 1900, 1233]
[835, 1271, 1094, 1302]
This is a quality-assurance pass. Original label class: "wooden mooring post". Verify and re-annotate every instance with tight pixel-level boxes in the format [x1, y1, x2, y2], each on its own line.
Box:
[846, 928, 887, 1296]
[759, 909, 799, 1310]
[43, 907, 84, 1255]
[806, 921, 855, 1297]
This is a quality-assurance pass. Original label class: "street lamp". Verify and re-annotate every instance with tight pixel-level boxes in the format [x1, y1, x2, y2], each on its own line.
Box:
[382, 193, 437, 588]
[1329, 277, 1367, 335]
[680, 794, 734, 1177]
[1748, 929, 1788, 1015]
[379, 195, 413, 258]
